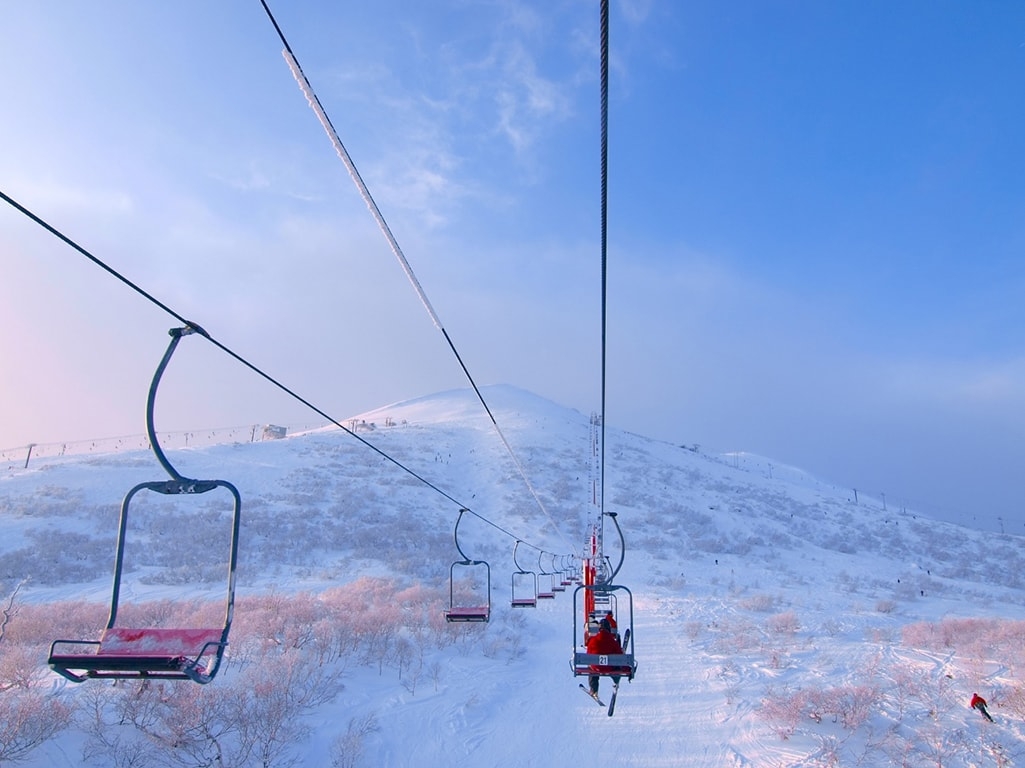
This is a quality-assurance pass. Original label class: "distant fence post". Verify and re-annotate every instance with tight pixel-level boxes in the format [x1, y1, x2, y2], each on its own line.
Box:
[24, 444, 35, 469]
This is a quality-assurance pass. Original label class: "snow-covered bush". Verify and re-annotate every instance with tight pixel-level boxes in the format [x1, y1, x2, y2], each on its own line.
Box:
[0, 691, 73, 765]
[766, 610, 800, 636]
[0, 583, 74, 763]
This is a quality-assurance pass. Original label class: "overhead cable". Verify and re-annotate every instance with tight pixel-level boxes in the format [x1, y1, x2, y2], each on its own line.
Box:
[258, 0, 572, 552]
[598, 0, 610, 557]
[0, 188, 557, 557]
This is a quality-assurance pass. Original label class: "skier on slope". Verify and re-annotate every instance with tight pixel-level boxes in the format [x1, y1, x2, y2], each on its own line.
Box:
[587, 618, 626, 700]
[970, 692, 994, 722]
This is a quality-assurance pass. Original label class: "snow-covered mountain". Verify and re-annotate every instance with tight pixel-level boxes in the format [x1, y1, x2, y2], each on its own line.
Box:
[2, 385, 1024, 766]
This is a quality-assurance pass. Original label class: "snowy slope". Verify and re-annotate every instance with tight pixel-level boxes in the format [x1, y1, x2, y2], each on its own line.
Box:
[2, 385, 1025, 766]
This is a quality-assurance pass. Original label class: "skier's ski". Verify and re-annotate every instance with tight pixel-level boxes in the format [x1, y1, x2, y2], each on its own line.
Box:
[579, 683, 604, 707]
[621, 627, 631, 652]
[607, 683, 619, 717]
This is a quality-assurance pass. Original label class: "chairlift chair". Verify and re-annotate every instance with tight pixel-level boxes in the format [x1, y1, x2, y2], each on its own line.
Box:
[444, 509, 491, 622]
[571, 512, 636, 682]
[559, 555, 574, 587]
[48, 326, 241, 684]
[510, 540, 538, 608]
[550, 553, 567, 592]
[537, 551, 556, 599]
[572, 583, 636, 682]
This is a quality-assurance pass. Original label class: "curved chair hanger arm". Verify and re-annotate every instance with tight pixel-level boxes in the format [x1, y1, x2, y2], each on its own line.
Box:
[147, 325, 208, 483]
[601, 511, 626, 583]
[452, 508, 473, 562]
[537, 550, 551, 576]
[513, 540, 528, 572]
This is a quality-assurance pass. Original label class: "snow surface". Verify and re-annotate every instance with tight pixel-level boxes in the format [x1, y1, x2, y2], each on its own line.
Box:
[3, 384, 1025, 766]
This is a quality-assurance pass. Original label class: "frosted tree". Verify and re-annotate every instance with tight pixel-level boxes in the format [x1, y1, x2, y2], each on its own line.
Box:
[0, 580, 73, 764]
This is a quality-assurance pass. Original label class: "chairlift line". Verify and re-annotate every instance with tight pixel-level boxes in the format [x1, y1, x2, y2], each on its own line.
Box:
[569, 0, 638, 711]
[598, 0, 610, 555]
[0, 189, 561, 560]
[278, 45, 442, 330]
[3, 2, 589, 593]
[260, 0, 572, 554]
[0, 188, 440, 501]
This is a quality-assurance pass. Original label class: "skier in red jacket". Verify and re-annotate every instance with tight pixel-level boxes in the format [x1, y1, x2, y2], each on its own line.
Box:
[586, 618, 625, 699]
[970, 693, 994, 722]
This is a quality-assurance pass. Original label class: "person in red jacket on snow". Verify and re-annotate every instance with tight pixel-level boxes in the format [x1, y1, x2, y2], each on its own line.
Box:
[970, 693, 994, 722]
[586, 618, 625, 698]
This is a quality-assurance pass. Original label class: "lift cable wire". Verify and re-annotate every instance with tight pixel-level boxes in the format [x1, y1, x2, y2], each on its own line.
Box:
[0, 188, 561, 558]
[258, 0, 572, 554]
[598, 0, 610, 562]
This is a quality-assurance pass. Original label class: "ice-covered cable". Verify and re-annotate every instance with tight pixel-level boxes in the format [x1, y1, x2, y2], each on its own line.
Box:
[274, 30, 572, 552]
[283, 49, 441, 329]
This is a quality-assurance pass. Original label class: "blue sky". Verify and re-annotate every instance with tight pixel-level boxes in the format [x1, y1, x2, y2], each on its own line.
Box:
[3, 1, 1024, 529]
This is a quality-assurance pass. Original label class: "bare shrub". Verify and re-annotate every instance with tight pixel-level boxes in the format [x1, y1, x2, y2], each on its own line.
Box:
[766, 610, 800, 636]
[710, 618, 759, 654]
[236, 592, 326, 654]
[741, 593, 779, 612]
[875, 599, 897, 614]
[81, 648, 343, 768]
[5, 577, 506, 766]
[0, 644, 47, 691]
[11, 600, 106, 645]
[761, 683, 879, 741]
[428, 660, 443, 691]
[0, 580, 74, 764]
[761, 686, 809, 740]
[79, 685, 156, 768]
[716, 661, 743, 705]
[819, 684, 878, 730]
[332, 713, 380, 768]
[0, 580, 25, 646]
[0, 690, 74, 764]
[243, 651, 345, 766]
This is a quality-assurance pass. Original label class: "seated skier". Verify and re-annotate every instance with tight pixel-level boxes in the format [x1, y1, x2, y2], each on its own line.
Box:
[586, 618, 626, 699]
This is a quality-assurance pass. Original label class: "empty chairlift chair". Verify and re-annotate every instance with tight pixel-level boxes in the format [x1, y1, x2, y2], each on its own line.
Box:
[537, 551, 556, 599]
[510, 540, 538, 608]
[559, 555, 575, 587]
[48, 326, 241, 684]
[444, 509, 491, 622]
[551, 554, 567, 592]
